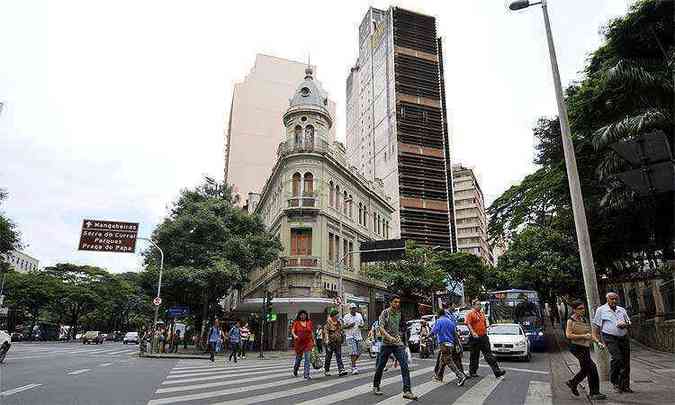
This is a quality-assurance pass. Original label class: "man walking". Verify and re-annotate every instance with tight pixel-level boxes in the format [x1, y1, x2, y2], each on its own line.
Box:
[372, 295, 418, 400]
[593, 292, 633, 393]
[435, 301, 465, 377]
[208, 319, 223, 362]
[343, 303, 365, 374]
[465, 300, 505, 378]
[431, 308, 467, 386]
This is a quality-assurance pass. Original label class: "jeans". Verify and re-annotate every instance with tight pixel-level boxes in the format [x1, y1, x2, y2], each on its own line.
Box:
[569, 344, 600, 394]
[294, 351, 311, 378]
[603, 333, 631, 389]
[373, 345, 411, 392]
[435, 343, 465, 380]
[208, 341, 217, 361]
[228, 342, 240, 362]
[469, 335, 501, 376]
[239, 340, 248, 356]
[324, 344, 345, 372]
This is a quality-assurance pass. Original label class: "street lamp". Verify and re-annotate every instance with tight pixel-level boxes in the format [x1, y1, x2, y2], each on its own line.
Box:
[138, 237, 164, 353]
[508, 0, 606, 376]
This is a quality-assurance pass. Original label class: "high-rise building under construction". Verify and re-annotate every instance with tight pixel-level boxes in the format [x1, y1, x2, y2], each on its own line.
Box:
[345, 7, 457, 250]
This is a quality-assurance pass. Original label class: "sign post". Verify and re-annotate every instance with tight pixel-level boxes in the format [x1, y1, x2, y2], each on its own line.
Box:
[78, 219, 139, 253]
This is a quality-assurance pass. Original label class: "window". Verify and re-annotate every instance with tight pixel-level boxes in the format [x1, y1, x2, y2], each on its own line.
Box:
[358, 203, 363, 225]
[348, 195, 353, 218]
[335, 235, 341, 262]
[303, 173, 313, 196]
[335, 185, 341, 211]
[329, 233, 334, 261]
[344, 239, 349, 265]
[343, 191, 348, 215]
[290, 229, 312, 256]
[348, 241, 354, 268]
[305, 125, 314, 148]
[329, 181, 335, 207]
[292, 172, 301, 197]
[294, 125, 302, 147]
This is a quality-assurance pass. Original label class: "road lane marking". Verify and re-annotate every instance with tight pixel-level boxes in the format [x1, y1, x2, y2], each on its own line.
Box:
[67, 368, 91, 375]
[453, 376, 503, 405]
[294, 366, 437, 405]
[524, 380, 552, 405]
[461, 361, 549, 375]
[375, 375, 458, 405]
[104, 349, 134, 355]
[99, 363, 113, 367]
[1, 384, 42, 397]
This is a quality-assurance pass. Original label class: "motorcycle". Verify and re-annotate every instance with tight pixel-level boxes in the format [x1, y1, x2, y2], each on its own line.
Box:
[0, 330, 12, 363]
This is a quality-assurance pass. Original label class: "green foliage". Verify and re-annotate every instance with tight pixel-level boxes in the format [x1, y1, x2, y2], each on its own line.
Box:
[488, 0, 674, 299]
[432, 251, 499, 302]
[0, 189, 22, 271]
[365, 242, 446, 298]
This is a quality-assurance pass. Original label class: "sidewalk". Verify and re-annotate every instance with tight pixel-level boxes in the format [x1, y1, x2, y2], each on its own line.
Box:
[548, 322, 675, 404]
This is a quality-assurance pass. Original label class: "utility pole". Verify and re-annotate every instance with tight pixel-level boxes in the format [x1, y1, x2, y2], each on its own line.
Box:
[138, 237, 164, 354]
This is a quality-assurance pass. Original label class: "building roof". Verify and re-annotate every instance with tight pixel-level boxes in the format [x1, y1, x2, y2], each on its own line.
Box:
[287, 67, 331, 118]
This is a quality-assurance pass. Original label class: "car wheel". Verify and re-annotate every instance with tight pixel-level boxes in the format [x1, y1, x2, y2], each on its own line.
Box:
[524, 352, 531, 362]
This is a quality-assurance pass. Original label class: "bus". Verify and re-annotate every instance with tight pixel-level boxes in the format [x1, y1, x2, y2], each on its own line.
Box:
[487, 289, 546, 351]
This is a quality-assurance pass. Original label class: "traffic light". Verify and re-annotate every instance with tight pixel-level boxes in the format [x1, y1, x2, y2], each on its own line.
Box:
[265, 291, 273, 315]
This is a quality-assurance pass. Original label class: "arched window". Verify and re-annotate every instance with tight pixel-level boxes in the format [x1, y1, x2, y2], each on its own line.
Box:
[335, 185, 341, 211]
[329, 181, 335, 207]
[348, 195, 353, 218]
[303, 173, 313, 196]
[373, 213, 377, 233]
[292, 172, 301, 197]
[294, 125, 302, 147]
[358, 203, 363, 225]
[305, 125, 314, 149]
[343, 191, 348, 215]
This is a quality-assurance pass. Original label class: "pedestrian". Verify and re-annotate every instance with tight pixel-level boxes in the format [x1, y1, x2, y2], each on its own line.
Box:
[593, 292, 633, 394]
[559, 299, 570, 331]
[372, 295, 418, 400]
[550, 302, 560, 328]
[291, 310, 315, 379]
[228, 320, 241, 363]
[435, 301, 465, 377]
[207, 319, 223, 362]
[315, 324, 324, 354]
[465, 299, 506, 379]
[323, 309, 348, 377]
[239, 322, 250, 359]
[172, 330, 181, 353]
[565, 300, 607, 400]
[431, 308, 467, 386]
[343, 303, 365, 374]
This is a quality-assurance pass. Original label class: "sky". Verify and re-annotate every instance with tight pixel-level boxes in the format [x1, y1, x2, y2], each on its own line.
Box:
[0, 0, 630, 273]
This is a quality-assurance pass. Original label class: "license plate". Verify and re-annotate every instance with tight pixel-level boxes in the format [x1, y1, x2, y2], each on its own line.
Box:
[496, 348, 510, 352]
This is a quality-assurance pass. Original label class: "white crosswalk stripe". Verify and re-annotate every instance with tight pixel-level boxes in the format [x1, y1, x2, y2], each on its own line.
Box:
[147, 357, 550, 405]
[0, 383, 42, 397]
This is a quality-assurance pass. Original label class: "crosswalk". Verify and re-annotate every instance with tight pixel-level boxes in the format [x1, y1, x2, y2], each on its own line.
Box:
[9, 344, 138, 360]
[147, 357, 552, 405]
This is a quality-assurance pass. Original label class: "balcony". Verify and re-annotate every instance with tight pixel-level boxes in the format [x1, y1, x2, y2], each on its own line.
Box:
[277, 139, 330, 158]
[287, 195, 320, 208]
[282, 256, 321, 271]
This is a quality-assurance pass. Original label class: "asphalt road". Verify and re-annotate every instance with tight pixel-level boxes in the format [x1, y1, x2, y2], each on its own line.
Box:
[0, 343, 551, 404]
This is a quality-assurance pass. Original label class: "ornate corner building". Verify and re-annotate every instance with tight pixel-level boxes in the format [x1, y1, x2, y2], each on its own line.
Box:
[227, 67, 394, 350]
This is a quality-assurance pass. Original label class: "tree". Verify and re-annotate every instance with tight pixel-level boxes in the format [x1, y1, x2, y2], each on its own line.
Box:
[3, 270, 59, 324]
[142, 178, 281, 332]
[0, 188, 21, 272]
[432, 251, 499, 302]
[365, 242, 446, 298]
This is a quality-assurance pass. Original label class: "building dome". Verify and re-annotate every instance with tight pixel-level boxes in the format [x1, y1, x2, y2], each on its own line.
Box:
[284, 66, 332, 129]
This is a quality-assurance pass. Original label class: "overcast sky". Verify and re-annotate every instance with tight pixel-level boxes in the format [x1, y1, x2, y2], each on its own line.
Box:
[0, 0, 629, 272]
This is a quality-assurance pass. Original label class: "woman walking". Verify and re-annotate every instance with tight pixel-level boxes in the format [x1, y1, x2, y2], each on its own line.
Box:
[323, 309, 348, 377]
[291, 310, 315, 379]
[228, 321, 242, 363]
[239, 322, 250, 359]
[208, 319, 223, 362]
[565, 301, 607, 400]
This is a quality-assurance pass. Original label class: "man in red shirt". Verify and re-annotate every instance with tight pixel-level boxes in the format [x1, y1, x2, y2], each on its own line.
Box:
[465, 300, 505, 378]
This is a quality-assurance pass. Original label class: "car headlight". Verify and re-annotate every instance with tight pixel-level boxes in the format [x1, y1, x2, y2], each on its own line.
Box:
[515, 340, 527, 347]
[538, 331, 544, 336]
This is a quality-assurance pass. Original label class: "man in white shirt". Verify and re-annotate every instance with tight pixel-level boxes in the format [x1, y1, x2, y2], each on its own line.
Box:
[343, 303, 365, 374]
[592, 292, 633, 393]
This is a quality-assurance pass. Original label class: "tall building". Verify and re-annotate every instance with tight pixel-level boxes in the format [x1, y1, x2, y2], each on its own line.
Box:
[225, 67, 394, 350]
[345, 7, 457, 250]
[225, 54, 337, 203]
[452, 164, 494, 265]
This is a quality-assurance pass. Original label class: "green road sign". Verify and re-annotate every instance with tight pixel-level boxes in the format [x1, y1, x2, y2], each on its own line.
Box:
[266, 312, 277, 322]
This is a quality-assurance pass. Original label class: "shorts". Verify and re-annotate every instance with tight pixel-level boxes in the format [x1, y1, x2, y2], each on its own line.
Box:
[346, 337, 362, 356]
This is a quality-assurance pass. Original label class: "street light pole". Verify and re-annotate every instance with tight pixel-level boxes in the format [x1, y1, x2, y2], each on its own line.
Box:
[138, 237, 164, 353]
[335, 197, 353, 318]
[509, 0, 606, 377]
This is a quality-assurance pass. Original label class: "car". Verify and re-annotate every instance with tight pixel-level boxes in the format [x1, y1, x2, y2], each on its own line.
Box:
[455, 324, 472, 349]
[82, 331, 104, 344]
[487, 323, 530, 361]
[123, 332, 139, 344]
[0, 330, 11, 363]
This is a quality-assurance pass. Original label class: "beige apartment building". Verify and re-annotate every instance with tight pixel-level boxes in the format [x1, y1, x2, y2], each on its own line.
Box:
[224, 54, 336, 204]
[224, 67, 394, 350]
[2, 250, 39, 273]
[452, 164, 494, 265]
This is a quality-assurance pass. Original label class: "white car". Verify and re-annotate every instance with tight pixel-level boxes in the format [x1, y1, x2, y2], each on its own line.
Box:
[0, 330, 11, 363]
[123, 332, 139, 344]
[487, 323, 530, 361]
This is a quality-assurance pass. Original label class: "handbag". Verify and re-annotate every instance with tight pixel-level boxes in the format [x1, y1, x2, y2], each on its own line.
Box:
[310, 347, 322, 369]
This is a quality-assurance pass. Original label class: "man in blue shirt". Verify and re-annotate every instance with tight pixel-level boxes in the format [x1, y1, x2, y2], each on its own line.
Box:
[431, 308, 467, 386]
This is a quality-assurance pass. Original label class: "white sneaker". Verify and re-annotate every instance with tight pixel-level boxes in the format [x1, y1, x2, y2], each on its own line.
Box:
[352, 367, 359, 375]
